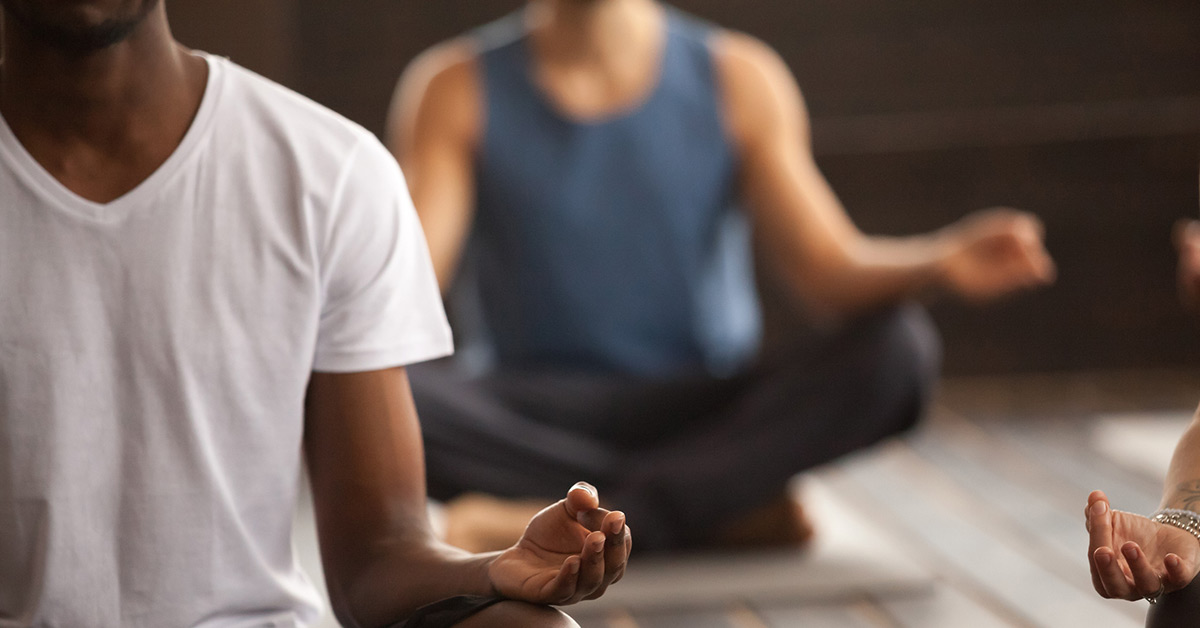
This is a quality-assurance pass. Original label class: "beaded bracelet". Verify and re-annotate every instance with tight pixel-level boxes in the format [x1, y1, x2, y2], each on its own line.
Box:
[1150, 508, 1200, 545]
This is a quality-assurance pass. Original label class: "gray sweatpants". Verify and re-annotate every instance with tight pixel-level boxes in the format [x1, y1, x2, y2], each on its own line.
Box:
[411, 305, 941, 551]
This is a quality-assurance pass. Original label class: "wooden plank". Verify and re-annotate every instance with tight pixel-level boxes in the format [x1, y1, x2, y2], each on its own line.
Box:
[727, 604, 771, 628]
[629, 607, 739, 628]
[570, 612, 614, 628]
[975, 418, 1162, 516]
[905, 419, 1099, 576]
[569, 608, 639, 628]
[1090, 411, 1192, 482]
[753, 600, 890, 628]
[574, 480, 930, 612]
[833, 443, 1143, 628]
[875, 581, 1024, 628]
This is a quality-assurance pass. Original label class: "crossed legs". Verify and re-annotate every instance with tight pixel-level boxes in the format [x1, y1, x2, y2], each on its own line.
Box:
[412, 304, 941, 551]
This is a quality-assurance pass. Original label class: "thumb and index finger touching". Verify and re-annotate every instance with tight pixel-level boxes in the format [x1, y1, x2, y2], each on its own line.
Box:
[963, 210, 1054, 287]
[564, 482, 624, 532]
[563, 482, 600, 521]
[999, 213, 1055, 284]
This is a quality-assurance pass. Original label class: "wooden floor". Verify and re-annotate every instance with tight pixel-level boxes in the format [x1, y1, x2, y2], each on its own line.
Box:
[567, 370, 1200, 628]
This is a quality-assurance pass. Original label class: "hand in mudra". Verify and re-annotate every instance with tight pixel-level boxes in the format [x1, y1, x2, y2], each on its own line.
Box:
[488, 482, 630, 605]
[938, 208, 1056, 303]
[1086, 490, 1200, 601]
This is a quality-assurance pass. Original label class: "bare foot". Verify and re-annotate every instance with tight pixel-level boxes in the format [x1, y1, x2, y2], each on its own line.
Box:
[442, 493, 551, 553]
[713, 493, 816, 549]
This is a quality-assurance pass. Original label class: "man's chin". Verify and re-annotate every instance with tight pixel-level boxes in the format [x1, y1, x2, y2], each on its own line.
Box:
[1, 0, 160, 54]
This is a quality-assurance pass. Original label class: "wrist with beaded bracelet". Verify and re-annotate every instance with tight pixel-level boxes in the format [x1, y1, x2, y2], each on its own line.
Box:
[1140, 508, 1200, 605]
[1150, 508, 1200, 545]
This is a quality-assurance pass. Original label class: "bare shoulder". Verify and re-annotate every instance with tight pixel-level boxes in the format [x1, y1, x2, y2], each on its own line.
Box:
[387, 37, 483, 149]
[400, 38, 480, 105]
[710, 30, 791, 85]
[709, 30, 808, 147]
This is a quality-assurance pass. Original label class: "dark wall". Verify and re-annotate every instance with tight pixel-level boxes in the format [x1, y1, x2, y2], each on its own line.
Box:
[171, 0, 297, 81]
[170, 0, 1200, 375]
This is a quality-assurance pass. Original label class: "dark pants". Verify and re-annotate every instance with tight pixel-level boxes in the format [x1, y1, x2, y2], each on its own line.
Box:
[1147, 576, 1200, 627]
[411, 305, 941, 551]
[389, 596, 504, 628]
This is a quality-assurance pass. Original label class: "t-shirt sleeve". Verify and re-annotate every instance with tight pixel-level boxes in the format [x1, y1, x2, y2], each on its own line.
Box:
[311, 134, 453, 372]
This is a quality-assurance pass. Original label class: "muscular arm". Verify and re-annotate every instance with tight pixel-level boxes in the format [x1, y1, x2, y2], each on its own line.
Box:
[305, 368, 630, 627]
[712, 33, 1054, 318]
[304, 368, 494, 627]
[386, 41, 482, 292]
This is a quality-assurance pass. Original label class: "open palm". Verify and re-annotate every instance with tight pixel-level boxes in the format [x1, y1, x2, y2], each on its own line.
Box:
[489, 483, 630, 606]
[1087, 490, 1200, 601]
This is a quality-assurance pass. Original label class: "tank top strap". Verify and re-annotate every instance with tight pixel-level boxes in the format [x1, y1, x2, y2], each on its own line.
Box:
[474, 8, 722, 122]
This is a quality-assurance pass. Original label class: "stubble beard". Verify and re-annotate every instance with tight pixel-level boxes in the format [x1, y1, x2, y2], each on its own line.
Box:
[1, 0, 161, 55]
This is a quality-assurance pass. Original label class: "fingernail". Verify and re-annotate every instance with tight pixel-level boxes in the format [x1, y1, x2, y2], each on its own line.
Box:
[1096, 552, 1111, 567]
[1090, 501, 1107, 516]
[569, 559, 580, 574]
[611, 514, 626, 534]
[1123, 546, 1138, 561]
[1167, 555, 1180, 569]
[572, 482, 596, 497]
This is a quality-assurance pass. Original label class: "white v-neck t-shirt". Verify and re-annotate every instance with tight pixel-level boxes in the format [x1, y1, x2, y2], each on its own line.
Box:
[0, 54, 452, 627]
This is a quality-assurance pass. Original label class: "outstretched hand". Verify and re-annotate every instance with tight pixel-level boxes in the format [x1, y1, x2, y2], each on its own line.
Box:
[488, 482, 631, 605]
[1086, 490, 1200, 601]
[937, 208, 1056, 303]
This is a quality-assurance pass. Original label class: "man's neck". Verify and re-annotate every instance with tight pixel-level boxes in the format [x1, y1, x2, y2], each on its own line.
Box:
[1, 7, 198, 144]
[0, 6, 208, 203]
[528, 0, 661, 68]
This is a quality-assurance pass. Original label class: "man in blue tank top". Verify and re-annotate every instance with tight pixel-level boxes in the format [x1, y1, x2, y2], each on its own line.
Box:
[388, 0, 1055, 552]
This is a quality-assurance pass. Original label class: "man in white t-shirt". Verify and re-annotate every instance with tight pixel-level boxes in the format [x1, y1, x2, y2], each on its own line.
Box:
[0, 1, 629, 626]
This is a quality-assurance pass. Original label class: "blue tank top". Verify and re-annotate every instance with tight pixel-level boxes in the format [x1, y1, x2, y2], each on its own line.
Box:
[465, 10, 762, 377]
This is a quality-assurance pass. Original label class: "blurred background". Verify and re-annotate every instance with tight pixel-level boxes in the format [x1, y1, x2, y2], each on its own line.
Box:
[171, 0, 1200, 376]
[167, 2, 1200, 626]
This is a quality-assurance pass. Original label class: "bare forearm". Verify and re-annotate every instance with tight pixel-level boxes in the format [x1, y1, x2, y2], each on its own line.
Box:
[745, 146, 957, 317]
[788, 232, 950, 318]
[305, 369, 500, 628]
[784, 207, 1051, 317]
[1161, 411, 1200, 512]
[332, 537, 497, 628]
